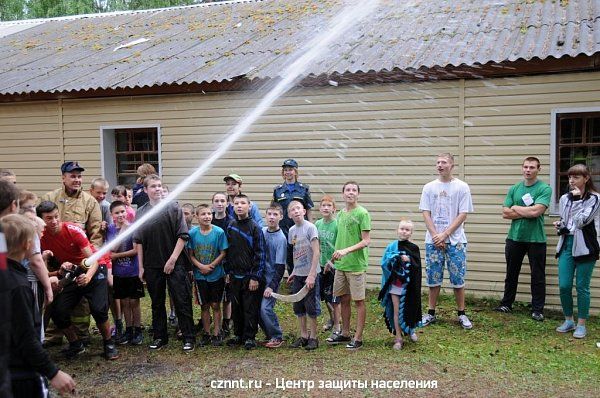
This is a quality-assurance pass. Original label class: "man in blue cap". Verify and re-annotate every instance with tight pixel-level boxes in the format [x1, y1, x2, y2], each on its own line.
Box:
[42, 161, 103, 347]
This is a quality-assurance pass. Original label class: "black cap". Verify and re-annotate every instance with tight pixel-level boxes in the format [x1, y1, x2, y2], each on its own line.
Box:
[60, 161, 85, 173]
[282, 159, 298, 168]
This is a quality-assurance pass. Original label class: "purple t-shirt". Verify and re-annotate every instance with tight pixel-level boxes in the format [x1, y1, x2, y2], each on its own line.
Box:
[106, 224, 139, 277]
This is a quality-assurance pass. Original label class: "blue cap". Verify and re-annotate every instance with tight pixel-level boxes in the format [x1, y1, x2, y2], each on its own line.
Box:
[60, 161, 85, 173]
[282, 159, 298, 168]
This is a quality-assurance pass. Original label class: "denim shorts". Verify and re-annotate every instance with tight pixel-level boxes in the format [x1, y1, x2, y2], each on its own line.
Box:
[425, 243, 467, 288]
[292, 275, 321, 317]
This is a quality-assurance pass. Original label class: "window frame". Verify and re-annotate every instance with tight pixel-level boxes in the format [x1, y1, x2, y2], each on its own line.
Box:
[550, 107, 600, 214]
[99, 124, 162, 189]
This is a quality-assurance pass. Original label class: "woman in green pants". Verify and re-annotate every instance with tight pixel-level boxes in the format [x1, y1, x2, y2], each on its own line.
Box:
[554, 164, 600, 339]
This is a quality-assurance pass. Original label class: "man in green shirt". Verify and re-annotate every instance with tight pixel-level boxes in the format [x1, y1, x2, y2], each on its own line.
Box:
[327, 182, 371, 350]
[496, 157, 552, 321]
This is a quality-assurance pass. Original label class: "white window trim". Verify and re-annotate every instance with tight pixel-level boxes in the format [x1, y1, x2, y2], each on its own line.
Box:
[99, 124, 162, 188]
[550, 106, 600, 214]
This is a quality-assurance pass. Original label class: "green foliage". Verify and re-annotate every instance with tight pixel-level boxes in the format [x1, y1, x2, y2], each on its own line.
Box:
[0, 0, 218, 21]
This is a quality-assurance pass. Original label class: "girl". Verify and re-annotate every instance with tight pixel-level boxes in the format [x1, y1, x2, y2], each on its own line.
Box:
[554, 164, 600, 339]
[111, 185, 136, 223]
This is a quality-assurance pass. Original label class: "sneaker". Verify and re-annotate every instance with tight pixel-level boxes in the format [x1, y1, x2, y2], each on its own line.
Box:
[290, 337, 308, 348]
[64, 341, 86, 359]
[393, 339, 403, 350]
[116, 329, 132, 345]
[531, 312, 544, 322]
[409, 332, 418, 342]
[149, 339, 167, 350]
[264, 338, 283, 349]
[458, 314, 473, 330]
[183, 341, 195, 352]
[573, 325, 587, 339]
[304, 338, 319, 351]
[244, 339, 257, 350]
[325, 333, 351, 345]
[103, 340, 119, 360]
[131, 330, 144, 345]
[209, 335, 222, 346]
[200, 333, 212, 347]
[168, 314, 178, 328]
[346, 339, 363, 350]
[421, 313, 437, 327]
[226, 336, 243, 347]
[494, 305, 512, 313]
[555, 320, 576, 333]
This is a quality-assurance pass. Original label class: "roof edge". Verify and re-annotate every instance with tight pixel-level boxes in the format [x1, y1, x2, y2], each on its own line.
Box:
[1, 54, 599, 103]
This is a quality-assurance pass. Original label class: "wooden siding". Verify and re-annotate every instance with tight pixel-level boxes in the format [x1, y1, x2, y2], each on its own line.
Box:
[2, 70, 600, 312]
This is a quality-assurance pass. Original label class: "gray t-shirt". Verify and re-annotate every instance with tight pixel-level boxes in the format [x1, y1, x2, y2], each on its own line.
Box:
[288, 221, 319, 277]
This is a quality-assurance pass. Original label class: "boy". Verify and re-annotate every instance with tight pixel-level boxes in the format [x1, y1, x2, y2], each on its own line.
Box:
[181, 203, 195, 229]
[315, 195, 340, 335]
[379, 220, 422, 350]
[89, 178, 112, 232]
[37, 200, 119, 360]
[287, 200, 320, 350]
[133, 175, 195, 352]
[187, 204, 228, 346]
[260, 203, 287, 348]
[211, 192, 233, 335]
[3, 214, 76, 397]
[328, 181, 371, 350]
[225, 194, 266, 350]
[419, 153, 474, 329]
[107, 201, 144, 345]
[89, 178, 122, 338]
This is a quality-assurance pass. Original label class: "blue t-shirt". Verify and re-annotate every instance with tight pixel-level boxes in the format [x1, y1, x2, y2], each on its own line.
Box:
[106, 224, 139, 277]
[187, 225, 228, 282]
[262, 227, 287, 288]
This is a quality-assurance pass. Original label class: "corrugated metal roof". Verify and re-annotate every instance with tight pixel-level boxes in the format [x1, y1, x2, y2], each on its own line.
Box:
[0, 0, 598, 96]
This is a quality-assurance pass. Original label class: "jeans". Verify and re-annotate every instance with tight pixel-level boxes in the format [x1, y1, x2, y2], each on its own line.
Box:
[558, 235, 596, 319]
[260, 296, 283, 340]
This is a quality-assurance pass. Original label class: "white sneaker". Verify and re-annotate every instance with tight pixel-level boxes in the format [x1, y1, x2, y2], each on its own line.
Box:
[458, 314, 473, 330]
[421, 313, 436, 327]
[409, 332, 418, 342]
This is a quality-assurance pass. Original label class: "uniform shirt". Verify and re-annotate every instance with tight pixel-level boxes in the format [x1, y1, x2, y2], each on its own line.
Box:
[42, 187, 103, 248]
[273, 181, 314, 235]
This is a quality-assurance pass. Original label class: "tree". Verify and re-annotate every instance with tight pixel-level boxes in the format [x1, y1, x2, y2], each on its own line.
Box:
[0, 0, 223, 21]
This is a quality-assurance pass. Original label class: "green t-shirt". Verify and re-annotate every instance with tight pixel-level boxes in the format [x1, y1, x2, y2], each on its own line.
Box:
[334, 205, 371, 272]
[504, 180, 551, 243]
[315, 218, 337, 268]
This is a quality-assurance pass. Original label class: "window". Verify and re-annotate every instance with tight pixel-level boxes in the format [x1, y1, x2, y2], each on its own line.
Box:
[101, 125, 161, 188]
[553, 111, 600, 204]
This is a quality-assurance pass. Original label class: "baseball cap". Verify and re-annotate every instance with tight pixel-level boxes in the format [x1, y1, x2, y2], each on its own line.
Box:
[223, 173, 242, 183]
[282, 159, 298, 168]
[61, 161, 85, 173]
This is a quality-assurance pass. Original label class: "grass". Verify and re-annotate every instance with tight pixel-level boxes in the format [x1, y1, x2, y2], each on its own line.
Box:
[49, 290, 600, 397]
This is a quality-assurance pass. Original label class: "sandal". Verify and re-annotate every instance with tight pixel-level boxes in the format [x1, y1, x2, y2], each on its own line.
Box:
[326, 333, 351, 345]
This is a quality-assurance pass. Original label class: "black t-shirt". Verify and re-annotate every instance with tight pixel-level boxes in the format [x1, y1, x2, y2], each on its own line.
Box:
[133, 201, 189, 269]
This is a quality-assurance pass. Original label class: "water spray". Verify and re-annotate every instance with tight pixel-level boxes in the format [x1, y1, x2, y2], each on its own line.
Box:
[86, 0, 380, 265]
